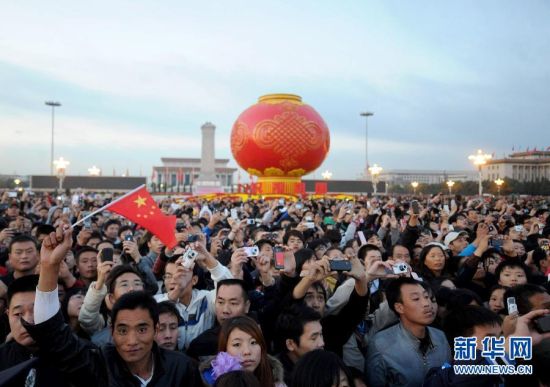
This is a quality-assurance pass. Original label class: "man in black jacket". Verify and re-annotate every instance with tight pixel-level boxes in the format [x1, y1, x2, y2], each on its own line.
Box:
[23, 226, 201, 387]
[0, 275, 70, 387]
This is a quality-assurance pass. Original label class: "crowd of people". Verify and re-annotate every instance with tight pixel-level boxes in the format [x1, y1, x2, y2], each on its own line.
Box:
[0, 189, 550, 387]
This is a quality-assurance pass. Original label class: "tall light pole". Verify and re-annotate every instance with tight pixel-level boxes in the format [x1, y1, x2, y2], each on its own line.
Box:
[446, 180, 455, 195]
[45, 101, 62, 175]
[368, 163, 382, 195]
[360, 112, 374, 179]
[411, 181, 419, 195]
[468, 149, 492, 197]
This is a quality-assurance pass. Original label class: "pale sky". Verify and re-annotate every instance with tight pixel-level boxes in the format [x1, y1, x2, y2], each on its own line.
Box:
[1, 0, 550, 180]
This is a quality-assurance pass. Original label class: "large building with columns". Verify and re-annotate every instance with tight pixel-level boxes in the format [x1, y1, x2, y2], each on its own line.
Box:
[481, 150, 550, 182]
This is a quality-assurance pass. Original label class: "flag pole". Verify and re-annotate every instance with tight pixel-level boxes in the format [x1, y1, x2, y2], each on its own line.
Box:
[72, 184, 146, 227]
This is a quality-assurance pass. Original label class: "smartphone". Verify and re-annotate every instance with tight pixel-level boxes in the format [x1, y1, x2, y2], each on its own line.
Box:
[101, 248, 114, 262]
[83, 217, 92, 230]
[230, 208, 239, 220]
[357, 231, 367, 246]
[247, 219, 256, 225]
[62, 207, 70, 215]
[125, 234, 133, 242]
[507, 297, 518, 316]
[187, 234, 199, 243]
[243, 246, 259, 257]
[443, 204, 450, 213]
[534, 315, 550, 333]
[411, 200, 420, 215]
[514, 225, 524, 232]
[274, 247, 285, 270]
[278, 198, 285, 205]
[8, 192, 17, 198]
[304, 222, 316, 229]
[329, 260, 352, 272]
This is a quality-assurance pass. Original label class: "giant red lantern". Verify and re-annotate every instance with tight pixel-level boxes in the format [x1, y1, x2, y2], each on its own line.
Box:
[230, 94, 330, 194]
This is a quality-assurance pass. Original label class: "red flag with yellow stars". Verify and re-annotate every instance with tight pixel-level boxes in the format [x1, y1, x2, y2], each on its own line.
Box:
[106, 185, 177, 248]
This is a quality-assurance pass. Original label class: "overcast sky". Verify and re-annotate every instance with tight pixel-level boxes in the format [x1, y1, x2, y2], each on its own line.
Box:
[1, 1, 550, 180]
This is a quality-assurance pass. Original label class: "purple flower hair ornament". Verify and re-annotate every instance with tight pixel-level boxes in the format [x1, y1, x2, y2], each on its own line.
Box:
[211, 352, 243, 380]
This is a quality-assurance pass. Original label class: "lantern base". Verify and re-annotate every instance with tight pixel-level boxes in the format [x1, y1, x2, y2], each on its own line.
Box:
[257, 176, 302, 195]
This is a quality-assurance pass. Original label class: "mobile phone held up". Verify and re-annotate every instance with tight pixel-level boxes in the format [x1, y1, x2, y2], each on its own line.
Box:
[411, 200, 420, 215]
[535, 315, 550, 333]
[329, 259, 352, 272]
[274, 247, 285, 270]
[101, 248, 114, 262]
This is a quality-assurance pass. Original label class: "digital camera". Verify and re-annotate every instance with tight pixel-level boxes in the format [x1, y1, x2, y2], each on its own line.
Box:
[392, 263, 408, 275]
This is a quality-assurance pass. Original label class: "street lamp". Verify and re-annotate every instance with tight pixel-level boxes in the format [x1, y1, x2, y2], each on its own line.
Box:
[321, 170, 332, 180]
[88, 166, 101, 176]
[360, 111, 374, 179]
[14, 178, 21, 186]
[494, 178, 504, 196]
[53, 157, 69, 191]
[446, 180, 455, 195]
[368, 163, 382, 195]
[468, 149, 492, 196]
[45, 101, 62, 175]
[411, 181, 419, 195]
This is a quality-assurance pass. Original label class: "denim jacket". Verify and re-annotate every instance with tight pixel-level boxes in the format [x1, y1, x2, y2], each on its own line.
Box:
[365, 322, 451, 387]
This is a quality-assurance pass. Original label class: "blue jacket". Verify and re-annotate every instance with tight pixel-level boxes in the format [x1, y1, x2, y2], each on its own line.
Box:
[365, 322, 451, 387]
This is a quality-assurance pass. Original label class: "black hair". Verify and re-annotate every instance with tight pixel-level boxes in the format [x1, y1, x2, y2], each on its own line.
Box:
[61, 287, 87, 322]
[443, 305, 502, 348]
[216, 278, 249, 302]
[275, 304, 321, 353]
[7, 275, 38, 306]
[390, 244, 411, 259]
[214, 371, 261, 387]
[435, 287, 483, 310]
[75, 246, 98, 263]
[157, 301, 183, 325]
[283, 230, 305, 245]
[324, 229, 342, 244]
[385, 277, 431, 315]
[294, 248, 315, 274]
[503, 284, 548, 315]
[118, 225, 133, 237]
[105, 264, 143, 294]
[357, 243, 380, 262]
[111, 291, 159, 328]
[8, 235, 37, 254]
[494, 259, 530, 282]
[417, 244, 448, 275]
[291, 349, 356, 387]
[103, 219, 121, 232]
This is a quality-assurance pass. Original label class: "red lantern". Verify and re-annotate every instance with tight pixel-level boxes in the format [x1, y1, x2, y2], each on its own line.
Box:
[231, 94, 330, 194]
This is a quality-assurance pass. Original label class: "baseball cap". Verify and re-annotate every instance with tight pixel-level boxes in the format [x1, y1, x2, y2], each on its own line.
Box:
[444, 231, 469, 247]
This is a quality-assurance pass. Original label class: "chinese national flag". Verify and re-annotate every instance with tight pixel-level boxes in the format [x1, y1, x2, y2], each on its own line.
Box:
[106, 185, 177, 248]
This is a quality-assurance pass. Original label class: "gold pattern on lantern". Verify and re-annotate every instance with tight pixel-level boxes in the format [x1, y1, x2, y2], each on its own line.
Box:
[253, 111, 327, 170]
[288, 168, 307, 177]
[231, 121, 248, 154]
[247, 168, 262, 176]
[264, 167, 285, 176]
